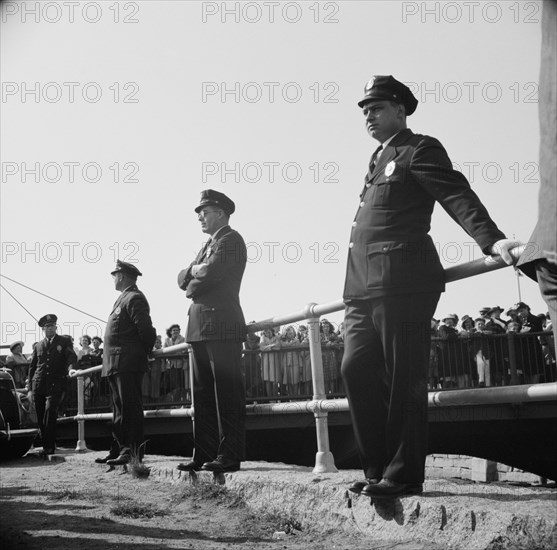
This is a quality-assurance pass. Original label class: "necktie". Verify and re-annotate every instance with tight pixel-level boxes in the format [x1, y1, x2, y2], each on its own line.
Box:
[201, 238, 212, 261]
[366, 144, 383, 181]
[369, 144, 383, 171]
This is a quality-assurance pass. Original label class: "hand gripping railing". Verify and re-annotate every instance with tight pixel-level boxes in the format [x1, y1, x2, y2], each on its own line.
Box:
[69, 245, 532, 472]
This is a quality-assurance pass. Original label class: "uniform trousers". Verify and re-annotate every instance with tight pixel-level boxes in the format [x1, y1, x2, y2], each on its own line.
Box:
[34, 390, 65, 453]
[341, 292, 440, 483]
[190, 340, 246, 463]
[107, 372, 144, 458]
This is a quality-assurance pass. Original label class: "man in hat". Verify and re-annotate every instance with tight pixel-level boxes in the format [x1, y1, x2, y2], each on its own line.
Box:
[96, 260, 156, 466]
[27, 314, 77, 456]
[515, 302, 544, 333]
[176, 189, 247, 473]
[342, 75, 520, 499]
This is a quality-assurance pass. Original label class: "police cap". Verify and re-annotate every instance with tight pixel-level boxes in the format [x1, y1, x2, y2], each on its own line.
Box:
[38, 314, 58, 327]
[111, 259, 142, 277]
[357, 75, 418, 115]
[194, 189, 235, 216]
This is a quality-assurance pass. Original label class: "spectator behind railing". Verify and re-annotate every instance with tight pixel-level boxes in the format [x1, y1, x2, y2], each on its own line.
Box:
[260, 327, 281, 398]
[513, 303, 545, 384]
[162, 324, 189, 401]
[243, 330, 262, 398]
[297, 325, 312, 396]
[428, 319, 441, 389]
[483, 307, 508, 386]
[320, 319, 341, 395]
[74, 335, 98, 404]
[281, 325, 303, 397]
[473, 317, 492, 387]
[438, 314, 460, 388]
[5, 341, 29, 389]
[91, 336, 103, 362]
[144, 335, 163, 401]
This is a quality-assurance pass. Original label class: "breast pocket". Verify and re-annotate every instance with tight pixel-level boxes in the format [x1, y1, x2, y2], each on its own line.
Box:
[375, 174, 407, 205]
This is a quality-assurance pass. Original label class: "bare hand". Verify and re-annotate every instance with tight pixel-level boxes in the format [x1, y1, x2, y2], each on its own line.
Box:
[489, 239, 522, 265]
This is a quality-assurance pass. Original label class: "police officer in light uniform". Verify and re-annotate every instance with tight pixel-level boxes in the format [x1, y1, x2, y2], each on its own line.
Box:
[341, 75, 519, 499]
[28, 314, 77, 456]
[96, 260, 156, 466]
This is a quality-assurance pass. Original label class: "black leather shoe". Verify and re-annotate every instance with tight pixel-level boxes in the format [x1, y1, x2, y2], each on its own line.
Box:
[177, 460, 203, 472]
[95, 454, 118, 464]
[362, 478, 423, 499]
[349, 478, 380, 494]
[38, 449, 54, 458]
[201, 456, 241, 473]
[106, 455, 130, 466]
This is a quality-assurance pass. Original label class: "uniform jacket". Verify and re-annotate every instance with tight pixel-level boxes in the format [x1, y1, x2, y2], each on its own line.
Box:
[28, 334, 77, 394]
[343, 128, 506, 300]
[101, 285, 156, 377]
[178, 226, 247, 342]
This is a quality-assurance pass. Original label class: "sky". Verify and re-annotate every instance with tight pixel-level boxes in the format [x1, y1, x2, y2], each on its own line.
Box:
[0, 0, 548, 351]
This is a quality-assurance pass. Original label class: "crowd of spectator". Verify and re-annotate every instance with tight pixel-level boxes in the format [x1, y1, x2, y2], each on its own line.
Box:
[1, 301, 554, 406]
[245, 319, 345, 399]
[430, 302, 555, 389]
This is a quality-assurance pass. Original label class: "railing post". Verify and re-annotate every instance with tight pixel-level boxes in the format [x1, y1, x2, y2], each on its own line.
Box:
[306, 311, 338, 474]
[75, 374, 87, 451]
[507, 333, 520, 385]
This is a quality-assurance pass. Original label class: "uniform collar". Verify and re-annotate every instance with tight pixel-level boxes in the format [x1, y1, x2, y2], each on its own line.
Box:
[211, 224, 230, 240]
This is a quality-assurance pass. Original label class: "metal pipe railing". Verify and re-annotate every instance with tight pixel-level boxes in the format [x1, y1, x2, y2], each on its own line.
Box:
[60, 381, 557, 424]
[66, 244, 534, 470]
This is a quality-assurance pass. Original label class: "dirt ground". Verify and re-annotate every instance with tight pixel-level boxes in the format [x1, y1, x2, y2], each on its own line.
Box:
[0, 453, 435, 550]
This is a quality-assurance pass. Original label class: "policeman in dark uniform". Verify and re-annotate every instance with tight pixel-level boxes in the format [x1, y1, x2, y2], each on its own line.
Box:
[28, 314, 77, 456]
[96, 260, 156, 466]
[342, 75, 519, 499]
[176, 190, 247, 473]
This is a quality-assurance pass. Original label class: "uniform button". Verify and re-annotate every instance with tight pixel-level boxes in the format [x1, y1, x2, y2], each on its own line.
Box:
[382, 246, 388, 251]
[366, 183, 371, 188]
[352, 221, 357, 227]
[359, 201, 365, 207]
[349, 242, 354, 248]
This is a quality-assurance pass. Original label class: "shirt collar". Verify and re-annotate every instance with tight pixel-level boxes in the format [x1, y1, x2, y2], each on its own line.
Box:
[381, 130, 402, 148]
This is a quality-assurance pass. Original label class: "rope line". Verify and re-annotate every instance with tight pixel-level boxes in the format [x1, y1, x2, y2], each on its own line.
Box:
[0, 284, 38, 322]
[0, 274, 107, 324]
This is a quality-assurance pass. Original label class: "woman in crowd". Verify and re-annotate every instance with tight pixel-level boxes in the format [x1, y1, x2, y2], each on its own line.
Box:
[243, 331, 262, 397]
[260, 327, 281, 398]
[473, 317, 492, 387]
[281, 325, 303, 397]
[320, 319, 340, 394]
[438, 314, 460, 388]
[457, 315, 476, 387]
[297, 325, 312, 396]
[76, 335, 95, 403]
[5, 341, 29, 388]
[162, 324, 188, 401]
[77, 334, 94, 369]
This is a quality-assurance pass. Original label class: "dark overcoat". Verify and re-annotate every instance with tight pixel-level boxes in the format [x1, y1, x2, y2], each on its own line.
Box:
[178, 226, 247, 342]
[101, 285, 156, 377]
